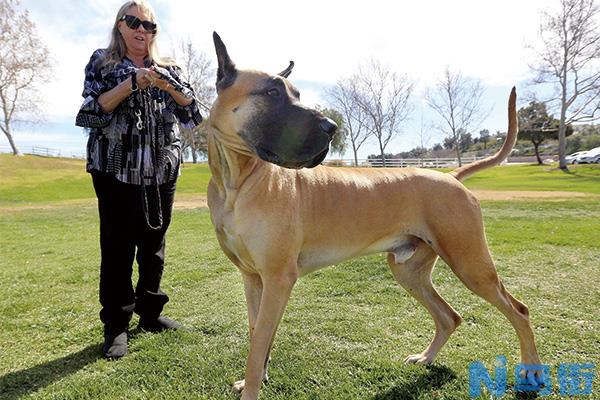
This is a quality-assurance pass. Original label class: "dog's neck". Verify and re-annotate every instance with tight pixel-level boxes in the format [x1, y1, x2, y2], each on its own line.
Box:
[208, 125, 261, 210]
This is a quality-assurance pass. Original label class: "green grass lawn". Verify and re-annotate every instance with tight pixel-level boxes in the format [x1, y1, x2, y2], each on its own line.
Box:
[0, 155, 211, 207]
[462, 163, 600, 194]
[1, 155, 599, 399]
[2, 155, 599, 207]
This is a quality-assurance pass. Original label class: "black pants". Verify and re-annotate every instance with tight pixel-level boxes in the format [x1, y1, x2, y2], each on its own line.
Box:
[92, 172, 177, 333]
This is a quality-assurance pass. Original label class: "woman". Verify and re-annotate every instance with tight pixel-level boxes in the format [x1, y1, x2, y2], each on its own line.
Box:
[75, 0, 202, 359]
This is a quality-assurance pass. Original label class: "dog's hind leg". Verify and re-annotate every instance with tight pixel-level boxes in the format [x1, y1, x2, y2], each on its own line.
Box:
[435, 222, 543, 384]
[387, 239, 462, 364]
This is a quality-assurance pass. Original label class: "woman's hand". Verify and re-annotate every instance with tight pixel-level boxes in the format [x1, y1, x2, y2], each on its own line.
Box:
[146, 67, 172, 92]
[136, 68, 158, 90]
[148, 66, 193, 107]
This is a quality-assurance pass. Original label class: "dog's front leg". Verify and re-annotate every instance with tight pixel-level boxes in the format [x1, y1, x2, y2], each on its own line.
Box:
[241, 272, 262, 339]
[233, 272, 269, 393]
[239, 270, 297, 400]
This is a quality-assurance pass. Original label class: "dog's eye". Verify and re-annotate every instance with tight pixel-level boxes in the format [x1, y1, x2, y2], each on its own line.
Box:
[266, 88, 280, 97]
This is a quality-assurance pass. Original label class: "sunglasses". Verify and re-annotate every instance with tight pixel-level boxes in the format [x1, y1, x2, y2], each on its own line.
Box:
[120, 15, 157, 34]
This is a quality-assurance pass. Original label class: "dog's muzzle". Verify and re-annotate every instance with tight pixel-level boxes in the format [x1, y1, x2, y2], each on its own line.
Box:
[253, 116, 337, 169]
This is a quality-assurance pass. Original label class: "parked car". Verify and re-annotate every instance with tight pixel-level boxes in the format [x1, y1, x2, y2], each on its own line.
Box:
[576, 147, 600, 164]
[566, 151, 586, 164]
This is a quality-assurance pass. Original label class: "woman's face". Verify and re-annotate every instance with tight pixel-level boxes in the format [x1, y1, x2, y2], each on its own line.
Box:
[118, 5, 155, 58]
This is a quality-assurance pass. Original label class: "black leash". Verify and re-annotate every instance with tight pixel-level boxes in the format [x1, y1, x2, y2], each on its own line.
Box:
[131, 66, 211, 231]
[134, 85, 163, 231]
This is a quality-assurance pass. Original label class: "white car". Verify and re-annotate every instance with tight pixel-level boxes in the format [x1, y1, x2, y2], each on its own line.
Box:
[566, 151, 586, 164]
[576, 147, 600, 164]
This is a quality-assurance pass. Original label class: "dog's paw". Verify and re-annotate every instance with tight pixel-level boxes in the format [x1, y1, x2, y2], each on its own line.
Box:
[404, 353, 434, 364]
[232, 379, 245, 394]
[232, 373, 268, 394]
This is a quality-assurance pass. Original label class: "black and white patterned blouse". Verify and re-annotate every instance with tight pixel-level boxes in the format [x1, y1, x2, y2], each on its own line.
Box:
[75, 49, 203, 185]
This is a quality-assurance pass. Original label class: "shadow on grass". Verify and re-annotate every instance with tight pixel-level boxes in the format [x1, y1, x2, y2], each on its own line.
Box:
[372, 365, 457, 400]
[0, 344, 101, 399]
[514, 390, 540, 399]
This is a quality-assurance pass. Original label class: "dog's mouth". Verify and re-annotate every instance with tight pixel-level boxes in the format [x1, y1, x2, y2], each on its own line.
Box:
[255, 145, 329, 169]
[304, 147, 329, 168]
[256, 146, 283, 165]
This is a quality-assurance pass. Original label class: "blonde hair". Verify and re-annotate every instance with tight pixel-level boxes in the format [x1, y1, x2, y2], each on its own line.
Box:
[101, 0, 177, 68]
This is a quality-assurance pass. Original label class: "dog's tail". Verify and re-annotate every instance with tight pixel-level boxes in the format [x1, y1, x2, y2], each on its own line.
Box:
[450, 87, 518, 182]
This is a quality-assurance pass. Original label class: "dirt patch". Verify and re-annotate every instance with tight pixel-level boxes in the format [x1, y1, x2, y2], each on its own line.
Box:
[173, 190, 595, 208]
[1, 190, 593, 213]
[0, 198, 97, 213]
[174, 195, 208, 209]
[471, 190, 592, 201]
[1, 196, 207, 213]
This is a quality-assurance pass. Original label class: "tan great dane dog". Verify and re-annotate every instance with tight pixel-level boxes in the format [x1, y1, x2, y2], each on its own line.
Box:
[207, 32, 543, 399]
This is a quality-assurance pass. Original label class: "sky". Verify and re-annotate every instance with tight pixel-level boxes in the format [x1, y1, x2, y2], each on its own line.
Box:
[1, 0, 556, 159]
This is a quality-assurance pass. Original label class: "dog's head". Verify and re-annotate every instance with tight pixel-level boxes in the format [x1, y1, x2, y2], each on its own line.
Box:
[210, 32, 337, 169]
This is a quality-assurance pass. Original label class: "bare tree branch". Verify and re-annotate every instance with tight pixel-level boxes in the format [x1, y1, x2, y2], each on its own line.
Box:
[172, 37, 215, 163]
[529, 0, 600, 170]
[0, 0, 51, 155]
[352, 60, 414, 167]
[325, 78, 372, 166]
[425, 67, 490, 166]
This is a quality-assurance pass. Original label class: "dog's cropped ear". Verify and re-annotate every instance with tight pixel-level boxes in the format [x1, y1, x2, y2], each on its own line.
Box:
[213, 32, 237, 92]
[278, 61, 294, 78]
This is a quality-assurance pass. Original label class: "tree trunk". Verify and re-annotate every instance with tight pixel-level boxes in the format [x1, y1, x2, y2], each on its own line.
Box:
[452, 129, 462, 167]
[533, 142, 542, 165]
[379, 142, 386, 167]
[558, 107, 568, 170]
[2, 124, 22, 156]
[558, 30, 569, 171]
[189, 128, 198, 164]
[352, 145, 359, 167]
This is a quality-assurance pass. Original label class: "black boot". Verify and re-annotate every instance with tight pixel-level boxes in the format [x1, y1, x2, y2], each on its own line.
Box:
[138, 315, 182, 332]
[102, 330, 128, 359]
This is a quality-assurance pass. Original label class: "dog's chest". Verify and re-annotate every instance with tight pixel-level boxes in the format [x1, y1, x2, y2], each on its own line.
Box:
[210, 200, 258, 274]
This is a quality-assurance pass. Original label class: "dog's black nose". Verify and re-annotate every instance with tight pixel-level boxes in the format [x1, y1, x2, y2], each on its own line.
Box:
[319, 118, 337, 139]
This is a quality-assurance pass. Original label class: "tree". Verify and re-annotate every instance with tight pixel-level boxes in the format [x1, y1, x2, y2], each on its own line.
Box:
[426, 67, 490, 166]
[315, 106, 347, 157]
[518, 101, 573, 164]
[530, 0, 600, 170]
[325, 78, 372, 166]
[407, 146, 428, 158]
[479, 129, 491, 149]
[174, 38, 215, 163]
[443, 136, 455, 150]
[0, 0, 51, 156]
[459, 130, 473, 152]
[353, 60, 414, 167]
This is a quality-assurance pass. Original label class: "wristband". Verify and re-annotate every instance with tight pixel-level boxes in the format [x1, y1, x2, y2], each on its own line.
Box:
[130, 73, 138, 92]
